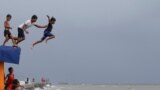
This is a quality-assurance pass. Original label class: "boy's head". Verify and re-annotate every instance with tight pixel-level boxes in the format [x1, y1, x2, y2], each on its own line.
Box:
[12, 79, 20, 90]
[31, 15, 38, 23]
[6, 14, 12, 21]
[50, 17, 56, 24]
[8, 67, 13, 73]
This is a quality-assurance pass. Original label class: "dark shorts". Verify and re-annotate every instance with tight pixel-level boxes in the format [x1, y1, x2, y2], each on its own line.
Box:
[4, 30, 11, 38]
[41, 31, 54, 40]
[18, 28, 25, 39]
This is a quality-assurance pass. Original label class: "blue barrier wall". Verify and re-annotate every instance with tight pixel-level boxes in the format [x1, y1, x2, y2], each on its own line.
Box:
[0, 46, 21, 64]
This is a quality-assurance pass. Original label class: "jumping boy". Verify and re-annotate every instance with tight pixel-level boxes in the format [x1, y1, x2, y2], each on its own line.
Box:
[32, 15, 56, 48]
[16, 15, 46, 45]
[5, 67, 14, 90]
[3, 14, 16, 47]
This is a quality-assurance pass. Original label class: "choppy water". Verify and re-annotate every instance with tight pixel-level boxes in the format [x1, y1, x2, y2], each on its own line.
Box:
[24, 84, 160, 90]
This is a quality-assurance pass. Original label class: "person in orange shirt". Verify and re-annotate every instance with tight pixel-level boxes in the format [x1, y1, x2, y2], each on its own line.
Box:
[5, 67, 14, 90]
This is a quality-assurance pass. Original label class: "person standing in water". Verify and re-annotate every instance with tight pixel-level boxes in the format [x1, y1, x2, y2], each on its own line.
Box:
[5, 67, 14, 90]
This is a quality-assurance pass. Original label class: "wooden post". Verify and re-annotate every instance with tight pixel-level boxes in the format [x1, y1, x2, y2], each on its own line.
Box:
[0, 62, 4, 90]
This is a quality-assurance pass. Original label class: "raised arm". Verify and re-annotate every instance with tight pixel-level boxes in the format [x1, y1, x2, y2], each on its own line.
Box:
[46, 15, 50, 22]
[33, 15, 50, 28]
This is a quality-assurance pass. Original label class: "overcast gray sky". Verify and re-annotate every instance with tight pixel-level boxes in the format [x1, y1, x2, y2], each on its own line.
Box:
[1, 0, 160, 84]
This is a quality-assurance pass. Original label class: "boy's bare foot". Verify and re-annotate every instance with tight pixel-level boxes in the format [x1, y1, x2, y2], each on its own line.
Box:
[30, 44, 34, 49]
[45, 40, 48, 44]
[12, 45, 18, 48]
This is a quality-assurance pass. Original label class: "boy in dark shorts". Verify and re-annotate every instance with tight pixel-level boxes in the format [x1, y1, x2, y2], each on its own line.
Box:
[16, 15, 46, 45]
[3, 14, 17, 47]
[32, 15, 56, 48]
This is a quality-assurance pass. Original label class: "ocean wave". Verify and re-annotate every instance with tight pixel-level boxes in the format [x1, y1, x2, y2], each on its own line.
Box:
[21, 83, 61, 90]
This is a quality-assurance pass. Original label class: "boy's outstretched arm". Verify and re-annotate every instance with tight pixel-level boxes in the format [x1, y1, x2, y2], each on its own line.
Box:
[33, 15, 50, 28]
[34, 24, 48, 28]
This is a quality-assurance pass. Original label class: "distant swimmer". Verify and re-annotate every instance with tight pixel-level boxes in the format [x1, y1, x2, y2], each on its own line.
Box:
[3, 14, 17, 47]
[32, 15, 56, 48]
[16, 15, 46, 45]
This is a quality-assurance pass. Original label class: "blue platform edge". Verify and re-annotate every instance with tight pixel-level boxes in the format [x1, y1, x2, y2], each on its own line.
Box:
[0, 46, 21, 64]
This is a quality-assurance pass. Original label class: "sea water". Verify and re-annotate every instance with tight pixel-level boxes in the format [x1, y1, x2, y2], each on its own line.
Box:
[23, 84, 160, 90]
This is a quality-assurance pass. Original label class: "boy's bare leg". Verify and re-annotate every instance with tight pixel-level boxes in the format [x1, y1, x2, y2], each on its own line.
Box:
[16, 38, 25, 45]
[12, 37, 18, 45]
[12, 37, 18, 41]
[45, 36, 55, 44]
[3, 37, 9, 46]
[10, 36, 17, 47]
[32, 40, 44, 48]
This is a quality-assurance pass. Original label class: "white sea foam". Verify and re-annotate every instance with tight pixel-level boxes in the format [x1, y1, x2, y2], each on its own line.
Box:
[22, 84, 160, 90]
[34, 87, 42, 90]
